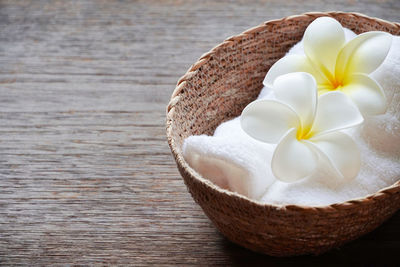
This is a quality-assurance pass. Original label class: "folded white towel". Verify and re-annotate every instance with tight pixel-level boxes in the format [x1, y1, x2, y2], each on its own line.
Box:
[183, 29, 400, 206]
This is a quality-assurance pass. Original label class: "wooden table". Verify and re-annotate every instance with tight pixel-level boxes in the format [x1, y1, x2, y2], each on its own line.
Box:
[0, 0, 399, 265]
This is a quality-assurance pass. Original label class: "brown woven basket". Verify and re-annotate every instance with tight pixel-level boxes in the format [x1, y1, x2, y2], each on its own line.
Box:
[166, 12, 400, 256]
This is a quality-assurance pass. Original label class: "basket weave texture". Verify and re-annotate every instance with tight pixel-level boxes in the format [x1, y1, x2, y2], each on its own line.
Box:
[166, 12, 400, 256]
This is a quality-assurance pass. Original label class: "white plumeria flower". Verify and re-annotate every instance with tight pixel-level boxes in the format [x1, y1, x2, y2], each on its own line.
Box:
[264, 17, 392, 116]
[241, 72, 364, 182]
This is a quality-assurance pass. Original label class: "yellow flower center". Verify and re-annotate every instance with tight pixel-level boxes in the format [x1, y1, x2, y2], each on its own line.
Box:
[324, 68, 345, 91]
[330, 77, 343, 90]
[296, 124, 314, 140]
[317, 72, 346, 95]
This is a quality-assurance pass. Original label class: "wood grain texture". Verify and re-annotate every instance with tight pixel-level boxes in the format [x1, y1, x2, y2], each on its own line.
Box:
[0, 0, 399, 265]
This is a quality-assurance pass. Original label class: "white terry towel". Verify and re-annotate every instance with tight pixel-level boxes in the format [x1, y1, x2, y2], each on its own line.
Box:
[183, 29, 400, 206]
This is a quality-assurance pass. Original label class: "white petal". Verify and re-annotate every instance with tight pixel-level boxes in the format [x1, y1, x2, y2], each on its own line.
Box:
[312, 91, 363, 136]
[342, 73, 387, 115]
[272, 128, 317, 182]
[263, 55, 327, 87]
[308, 132, 361, 180]
[303, 17, 345, 77]
[335, 31, 392, 78]
[240, 100, 300, 143]
[273, 72, 317, 128]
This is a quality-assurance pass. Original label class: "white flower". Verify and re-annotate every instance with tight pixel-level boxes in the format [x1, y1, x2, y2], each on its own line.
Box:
[241, 72, 364, 182]
[264, 17, 392, 116]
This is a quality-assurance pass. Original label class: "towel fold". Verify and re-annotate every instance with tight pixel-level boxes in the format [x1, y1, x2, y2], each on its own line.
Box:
[183, 29, 400, 206]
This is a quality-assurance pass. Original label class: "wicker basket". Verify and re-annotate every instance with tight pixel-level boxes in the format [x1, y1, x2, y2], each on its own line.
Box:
[166, 12, 400, 256]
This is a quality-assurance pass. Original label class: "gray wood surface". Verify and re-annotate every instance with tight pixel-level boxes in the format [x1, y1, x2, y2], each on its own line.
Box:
[0, 0, 399, 265]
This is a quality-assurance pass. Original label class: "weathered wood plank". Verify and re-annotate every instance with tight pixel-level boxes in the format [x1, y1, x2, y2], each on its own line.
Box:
[0, 0, 399, 265]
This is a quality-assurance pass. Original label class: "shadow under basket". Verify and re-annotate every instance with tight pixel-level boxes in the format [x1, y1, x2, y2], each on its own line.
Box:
[166, 12, 400, 256]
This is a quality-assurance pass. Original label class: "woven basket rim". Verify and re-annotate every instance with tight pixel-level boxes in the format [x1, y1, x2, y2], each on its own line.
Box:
[166, 11, 400, 213]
